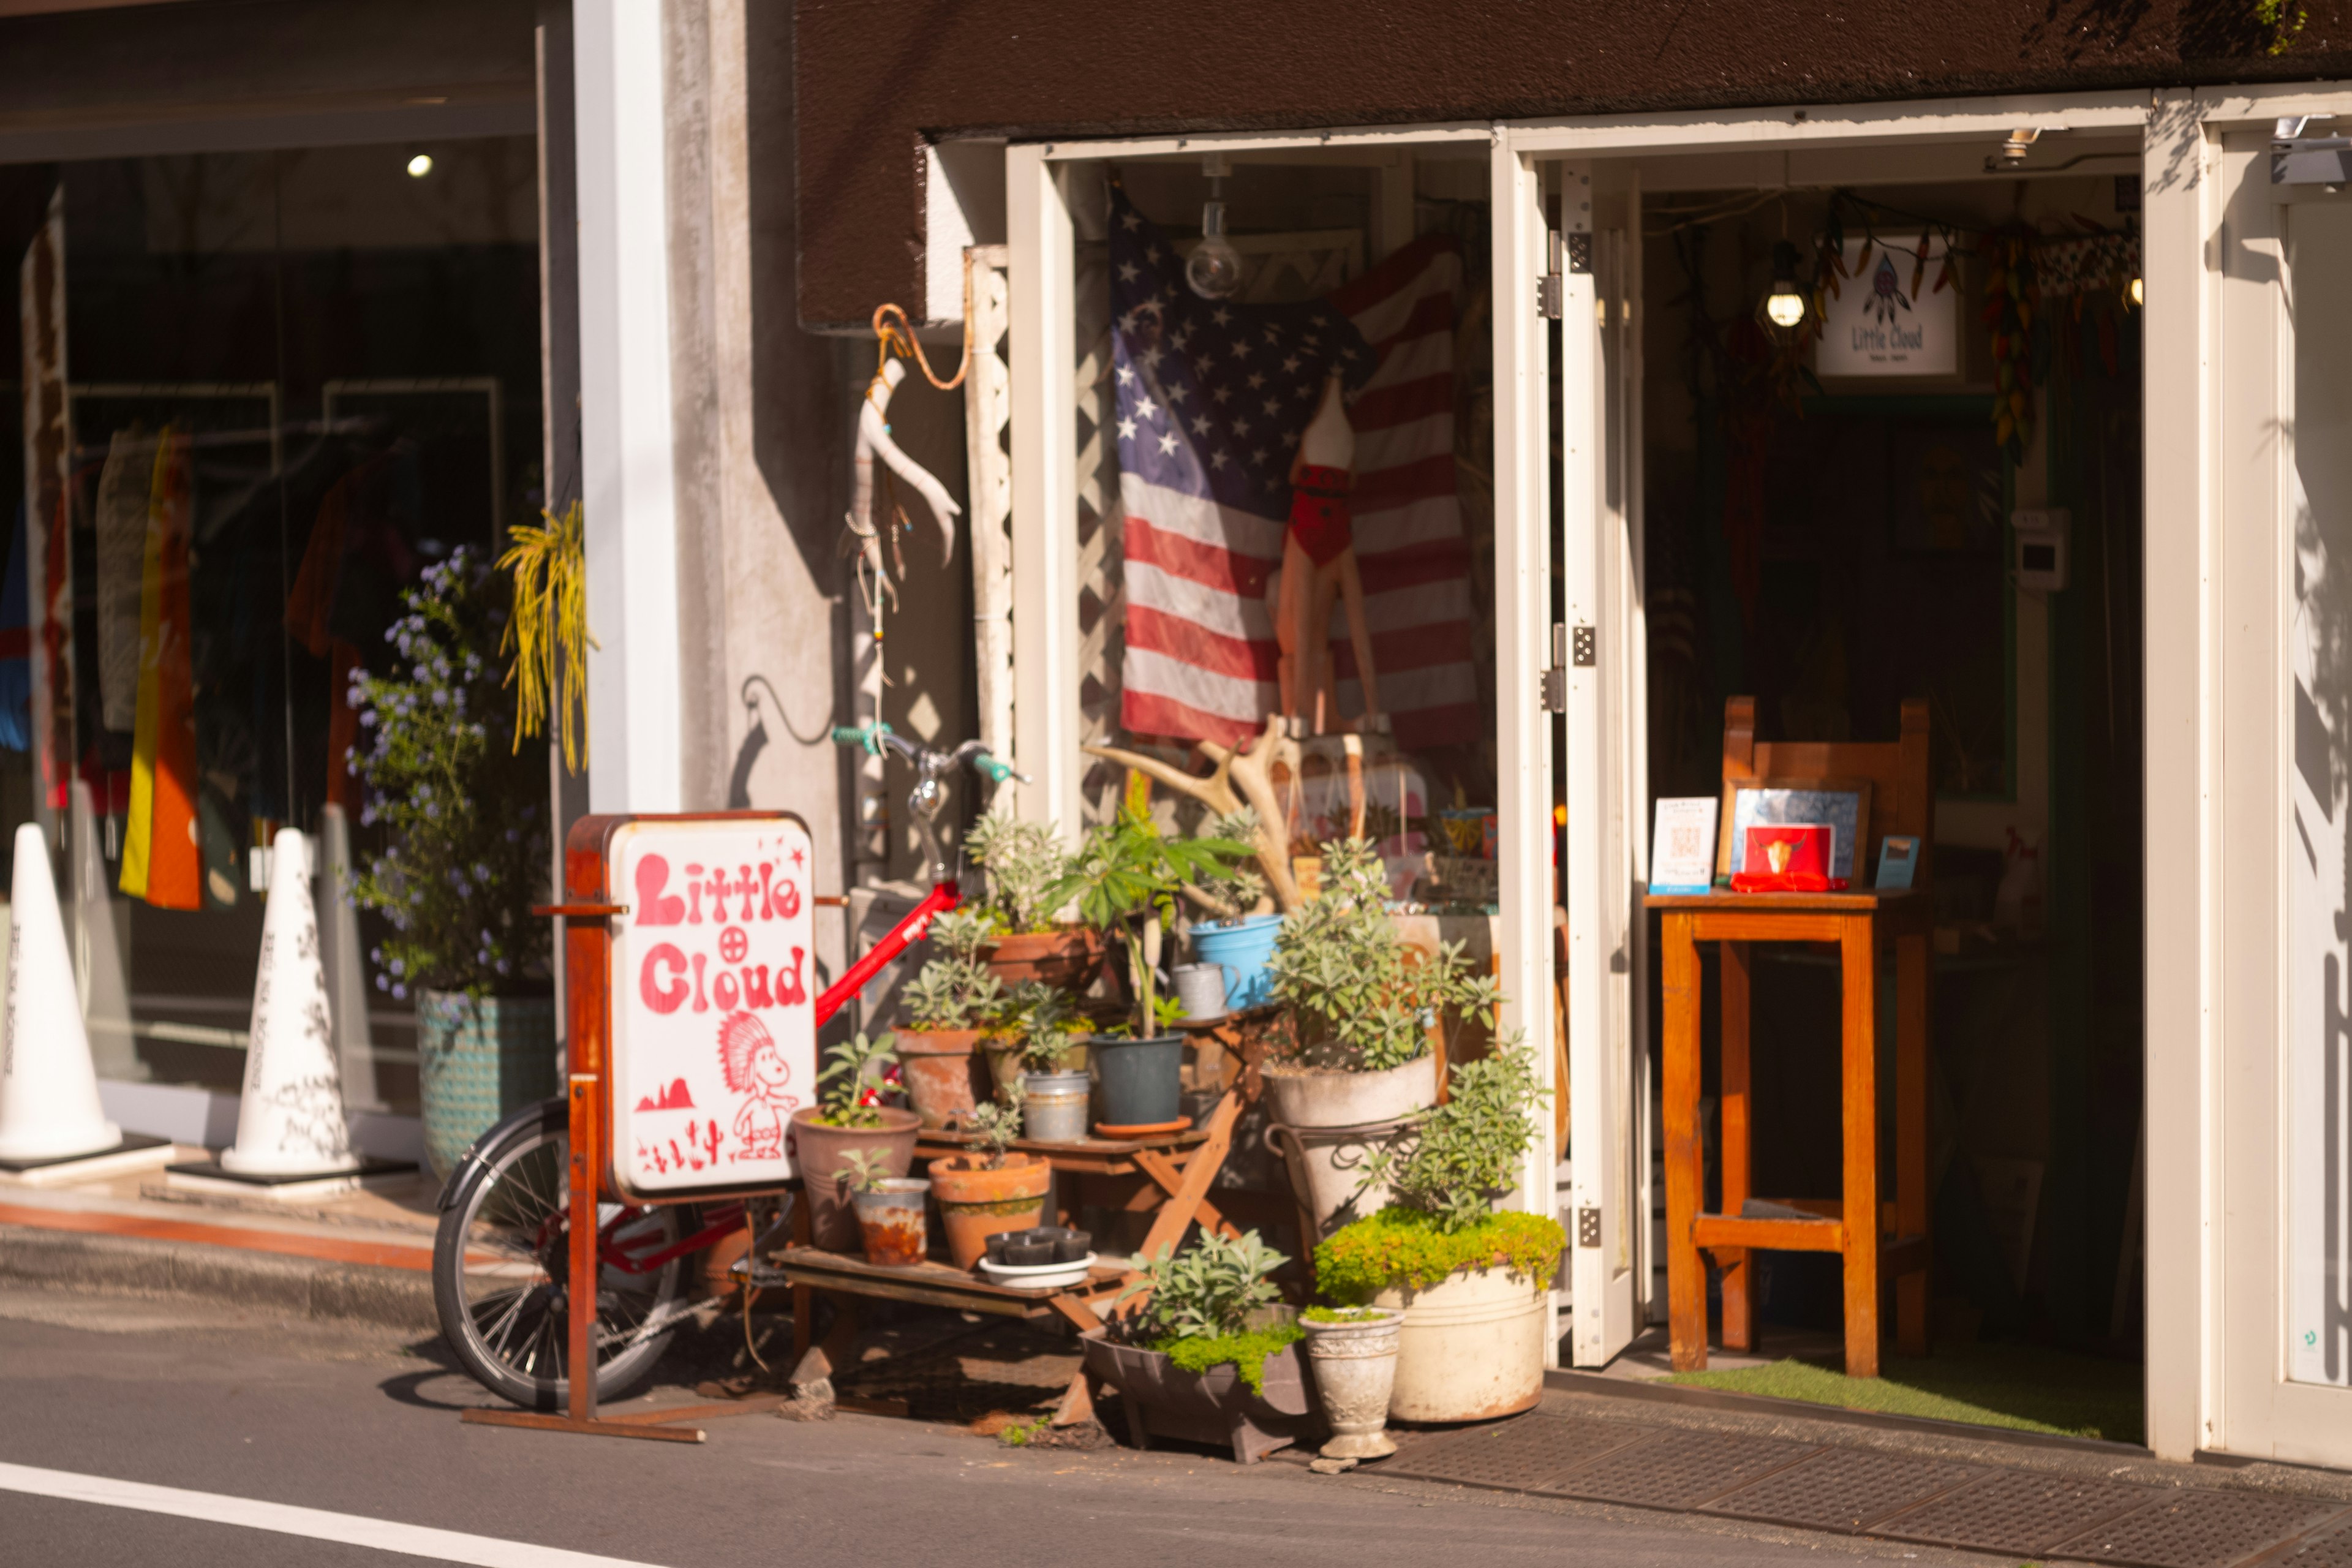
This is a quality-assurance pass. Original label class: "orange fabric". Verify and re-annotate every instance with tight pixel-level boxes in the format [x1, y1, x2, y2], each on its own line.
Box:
[121, 429, 201, 911]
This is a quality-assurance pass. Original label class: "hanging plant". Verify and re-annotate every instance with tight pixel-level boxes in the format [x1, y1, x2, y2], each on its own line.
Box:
[498, 500, 594, 776]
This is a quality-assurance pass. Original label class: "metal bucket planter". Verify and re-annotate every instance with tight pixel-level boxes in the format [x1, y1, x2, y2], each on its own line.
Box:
[851, 1178, 930, 1267]
[1021, 1069, 1091, 1143]
[1374, 1265, 1548, 1422]
[416, 990, 558, 1180]
[1080, 1332, 1314, 1465]
[982, 1036, 1087, 1101]
[1300, 1308, 1405, 1458]
[1267, 1114, 1422, 1239]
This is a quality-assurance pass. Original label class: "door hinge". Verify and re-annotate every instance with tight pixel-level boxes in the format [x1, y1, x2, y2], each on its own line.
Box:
[1571, 624, 1597, 667]
[1542, 622, 1567, 712]
[1578, 1207, 1602, 1248]
[1566, 230, 1594, 274]
[1538, 230, 1564, 319]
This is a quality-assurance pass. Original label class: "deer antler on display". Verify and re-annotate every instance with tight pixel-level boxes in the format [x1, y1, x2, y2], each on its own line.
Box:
[1082, 713, 1301, 912]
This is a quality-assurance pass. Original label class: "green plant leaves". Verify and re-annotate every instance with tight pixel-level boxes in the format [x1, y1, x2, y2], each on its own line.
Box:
[1314, 1208, 1567, 1300]
[1120, 1228, 1287, 1341]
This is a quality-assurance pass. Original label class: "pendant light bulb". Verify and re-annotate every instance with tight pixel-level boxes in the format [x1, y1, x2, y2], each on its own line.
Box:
[1188, 190, 1245, 301]
[1763, 239, 1806, 330]
[2128, 275, 2144, 307]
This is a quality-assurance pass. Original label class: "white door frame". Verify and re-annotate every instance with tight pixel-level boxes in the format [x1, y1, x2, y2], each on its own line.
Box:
[997, 87, 2243, 1447]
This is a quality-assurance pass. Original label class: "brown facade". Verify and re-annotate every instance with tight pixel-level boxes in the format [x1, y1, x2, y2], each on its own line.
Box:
[796, 0, 2352, 326]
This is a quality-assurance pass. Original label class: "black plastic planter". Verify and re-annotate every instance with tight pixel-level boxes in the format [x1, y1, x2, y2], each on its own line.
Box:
[1091, 1034, 1184, 1128]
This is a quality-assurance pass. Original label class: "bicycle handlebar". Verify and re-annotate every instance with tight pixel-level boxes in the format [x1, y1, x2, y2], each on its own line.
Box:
[830, 721, 1025, 784]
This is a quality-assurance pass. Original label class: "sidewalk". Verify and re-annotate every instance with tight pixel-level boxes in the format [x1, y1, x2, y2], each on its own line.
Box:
[0, 1147, 443, 1332]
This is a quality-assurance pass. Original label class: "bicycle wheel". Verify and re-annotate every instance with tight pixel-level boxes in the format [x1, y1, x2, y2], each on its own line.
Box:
[432, 1098, 690, 1410]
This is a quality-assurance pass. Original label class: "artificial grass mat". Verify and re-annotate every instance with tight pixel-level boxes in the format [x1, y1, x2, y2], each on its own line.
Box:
[1660, 1341, 2143, 1443]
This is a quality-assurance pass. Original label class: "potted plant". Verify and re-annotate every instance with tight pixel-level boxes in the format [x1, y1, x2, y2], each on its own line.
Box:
[1298, 1305, 1407, 1459]
[962, 810, 1099, 990]
[1315, 1033, 1565, 1424]
[1013, 989, 1094, 1144]
[1049, 808, 1252, 1134]
[929, 1091, 1052, 1270]
[347, 548, 554, 1180]
[1183, 807, 1285, 1014]
[895, 908, 1004, 1129]
[1081, 1229, 1315, 1464]
[840, 1148, 929, 1268]
[788, 1031, 920, 1252]
[981, 979, 1088, 1104]
[1265, 835, 1498, 1127]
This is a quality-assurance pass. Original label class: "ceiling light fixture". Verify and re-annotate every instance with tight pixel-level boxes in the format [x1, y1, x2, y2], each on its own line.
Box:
[1761, 240, 1807, 330]
[1186, 154, 1243, 301]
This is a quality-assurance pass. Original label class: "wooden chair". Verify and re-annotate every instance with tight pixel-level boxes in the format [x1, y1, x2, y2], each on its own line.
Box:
[1646, 696, 1936, 1377]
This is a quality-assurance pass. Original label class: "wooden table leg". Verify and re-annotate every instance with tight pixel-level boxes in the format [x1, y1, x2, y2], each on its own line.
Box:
[1839, 916, 1881, 1379]
[1895, 929, 1931, 1358]
[1662, 913, 1707, 1372]
[1718, 939, 1754, 1352]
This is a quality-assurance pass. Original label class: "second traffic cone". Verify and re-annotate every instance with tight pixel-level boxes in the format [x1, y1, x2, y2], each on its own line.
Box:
[0, 821, 121, 1162]
[219, 829, 359, 1176]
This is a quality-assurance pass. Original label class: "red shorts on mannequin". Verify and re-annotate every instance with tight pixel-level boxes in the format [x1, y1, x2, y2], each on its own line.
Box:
[1287, 464, 1352, 565]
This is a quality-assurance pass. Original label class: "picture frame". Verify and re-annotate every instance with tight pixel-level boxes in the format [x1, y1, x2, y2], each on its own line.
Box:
[1717, 777, 1875, 884]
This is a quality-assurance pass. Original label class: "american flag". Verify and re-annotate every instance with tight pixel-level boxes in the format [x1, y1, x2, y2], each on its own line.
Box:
[1110, 184, 1480, 750]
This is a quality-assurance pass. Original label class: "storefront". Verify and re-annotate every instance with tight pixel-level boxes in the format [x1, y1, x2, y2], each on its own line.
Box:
[774, 10, 2352, 1469]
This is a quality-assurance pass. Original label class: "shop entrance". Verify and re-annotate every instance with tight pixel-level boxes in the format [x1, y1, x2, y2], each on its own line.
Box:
[1559, 149, 2147, 1440]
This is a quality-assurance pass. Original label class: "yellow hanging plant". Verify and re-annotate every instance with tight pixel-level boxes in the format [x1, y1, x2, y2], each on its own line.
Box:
[498, 500, 594, 774]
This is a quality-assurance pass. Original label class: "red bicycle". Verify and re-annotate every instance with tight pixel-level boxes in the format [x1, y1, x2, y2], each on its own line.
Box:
[430, 723, 1016, 1409]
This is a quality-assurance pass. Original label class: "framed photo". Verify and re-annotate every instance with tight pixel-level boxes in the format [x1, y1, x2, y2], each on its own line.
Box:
[1718, 777, 1875, 884]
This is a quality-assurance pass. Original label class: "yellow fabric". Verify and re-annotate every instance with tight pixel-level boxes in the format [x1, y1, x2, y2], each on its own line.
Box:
[118, 437, 169, 900]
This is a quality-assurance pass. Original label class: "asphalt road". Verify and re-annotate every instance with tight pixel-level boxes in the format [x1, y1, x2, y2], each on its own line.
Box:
[0, 1288, 2005, 1567]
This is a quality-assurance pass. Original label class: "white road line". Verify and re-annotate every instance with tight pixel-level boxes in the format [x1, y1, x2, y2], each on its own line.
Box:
[0, 1461, 668, 1567]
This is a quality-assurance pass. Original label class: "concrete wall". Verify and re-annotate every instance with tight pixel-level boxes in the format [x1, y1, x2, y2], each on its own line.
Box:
[661, 0, 856, 980]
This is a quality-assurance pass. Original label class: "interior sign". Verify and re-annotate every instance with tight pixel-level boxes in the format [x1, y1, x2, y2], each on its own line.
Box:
[606, 814, 817, 1198]
[1817, 234, 1958, 378]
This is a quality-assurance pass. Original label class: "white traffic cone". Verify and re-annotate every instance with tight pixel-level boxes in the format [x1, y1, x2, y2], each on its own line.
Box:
[218, 829, 360, 1177]
[0, 821, 121, 1162]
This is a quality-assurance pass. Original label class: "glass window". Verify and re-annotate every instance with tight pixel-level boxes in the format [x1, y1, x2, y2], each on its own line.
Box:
[6, 138, 542, 1117]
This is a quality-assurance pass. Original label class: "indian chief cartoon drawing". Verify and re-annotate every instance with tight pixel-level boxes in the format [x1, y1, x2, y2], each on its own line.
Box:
[717, 1011, 799, 1161]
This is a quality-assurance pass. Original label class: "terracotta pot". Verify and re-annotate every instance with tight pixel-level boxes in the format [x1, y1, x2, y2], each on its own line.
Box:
[895, 1028, 986, 1129]
[928, 1152, 1052, 1270]
[789, 1107, 921, 1251]
[977, 925, 1106, 990]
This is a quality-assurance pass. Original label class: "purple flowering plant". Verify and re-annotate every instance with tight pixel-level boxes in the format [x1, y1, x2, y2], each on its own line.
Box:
[345, 547, 550, 999]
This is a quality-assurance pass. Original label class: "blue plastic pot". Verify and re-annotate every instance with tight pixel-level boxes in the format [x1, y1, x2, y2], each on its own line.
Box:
[1191, 913, 1285, 1011]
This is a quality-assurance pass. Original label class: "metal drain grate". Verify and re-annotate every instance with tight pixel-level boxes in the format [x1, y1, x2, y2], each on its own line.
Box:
[1542, 1428, 1822, 1510]
[1702, 1446, 1985, 1534]
[1875, 1469, 2158, 1555]
[1381, 1415, 1654, 1493]
[2049, 1488, 2348, 1568]
[2269, 1518, 2352, 1568]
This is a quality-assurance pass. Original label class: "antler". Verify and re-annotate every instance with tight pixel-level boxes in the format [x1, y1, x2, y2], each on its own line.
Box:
[1081, 713, 1302, 911]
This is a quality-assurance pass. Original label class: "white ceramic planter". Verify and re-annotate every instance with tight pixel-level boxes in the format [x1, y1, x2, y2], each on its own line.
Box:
[1300, 1308, 1405, 1458]
[1374, 1264, 1548, 1423]
[1261, 1054, 1438, 1129]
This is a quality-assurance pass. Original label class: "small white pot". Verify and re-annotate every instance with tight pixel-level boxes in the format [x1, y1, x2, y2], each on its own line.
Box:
[1300, 1308, 1405, 1458]
[1261, 1054, 1438, 1129]
[1374, 1264, 1548, 1423]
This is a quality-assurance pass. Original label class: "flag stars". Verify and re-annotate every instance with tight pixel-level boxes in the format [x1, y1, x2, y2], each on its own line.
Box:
[1190, 414, 1213, 436]
[1133, 395, 1158, 421]
[1283, 355, 1302, 373]
[1117, 261, 1140, 283]
[1157, 431, 1180, 456]
[1212, 386, 1233, 404]
[1263, 398, 1283, 417]
[1117, 417, 1138, 442]
[1229, 339, 1251, 361]
[1120, 210, 1143, 231]
[1115, 364, 1136, 386]
[1166, 382, 1189, 404]
[1246, 372, 1267, 390]
[1210, 449, 1230, 469]
[1210, 307, 1233, 326]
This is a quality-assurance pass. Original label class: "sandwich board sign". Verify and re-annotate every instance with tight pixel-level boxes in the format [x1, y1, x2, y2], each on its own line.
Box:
[602, 813, 818, 1200]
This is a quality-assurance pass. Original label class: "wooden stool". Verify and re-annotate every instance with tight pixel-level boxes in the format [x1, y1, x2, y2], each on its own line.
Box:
[1645, 697, 1936, 1378]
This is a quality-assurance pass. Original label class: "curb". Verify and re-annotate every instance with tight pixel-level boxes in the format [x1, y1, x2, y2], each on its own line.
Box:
[0, 1223, 439, 1334]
